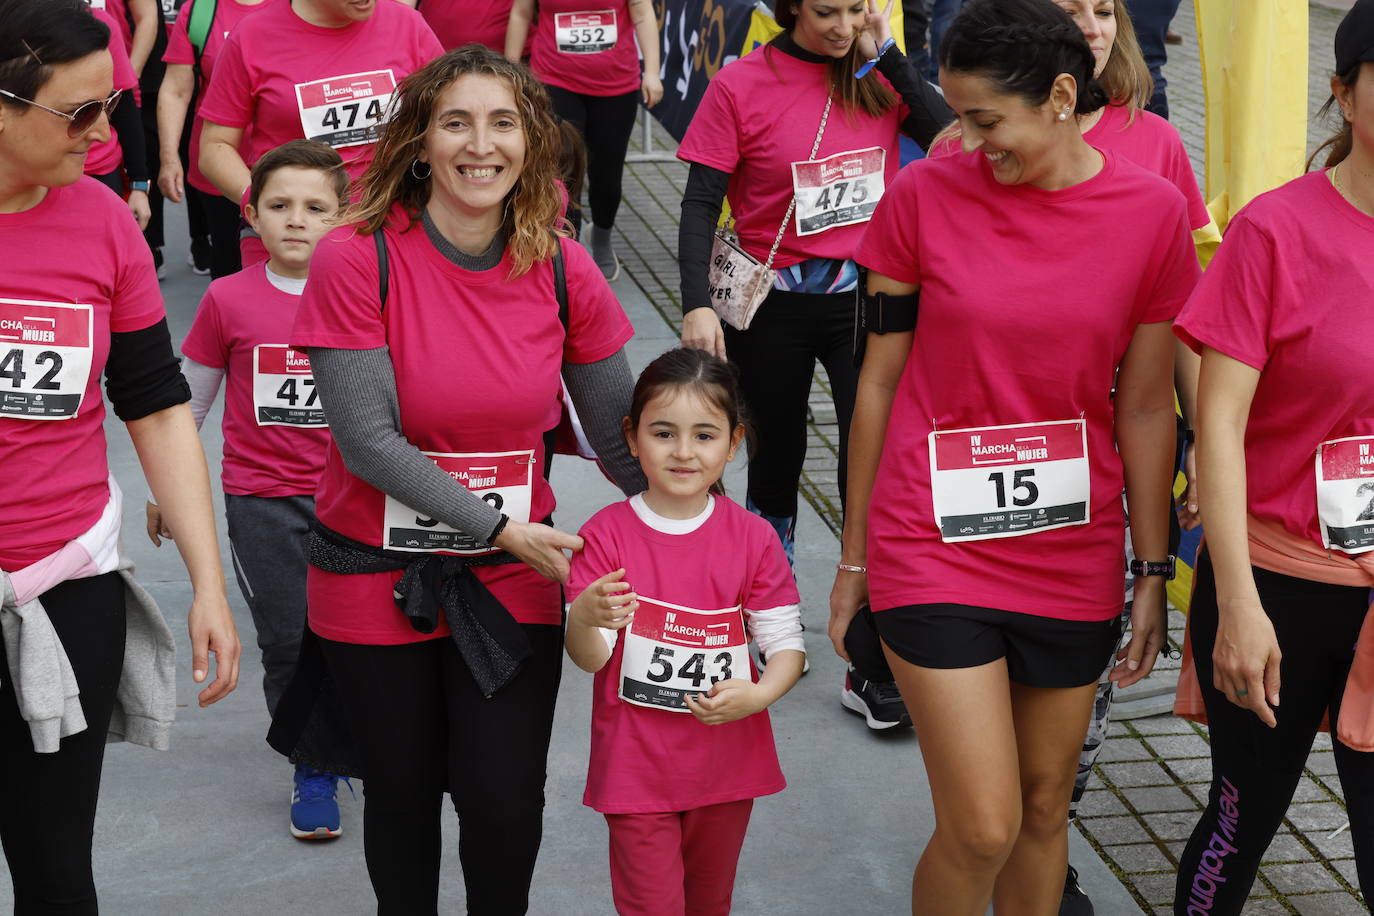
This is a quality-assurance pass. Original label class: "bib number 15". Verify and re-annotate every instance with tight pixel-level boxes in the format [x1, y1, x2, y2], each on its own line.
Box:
[644, 646, 734, 688]
[987, 468, 1039, 508]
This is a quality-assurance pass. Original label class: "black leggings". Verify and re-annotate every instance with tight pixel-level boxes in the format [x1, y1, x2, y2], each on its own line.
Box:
[187, 186, 244, 279]
[319, 623, 563, 915]
[1175, 549, 1374, 914]
[545, 85, 639, 231]
[0, 573, 126, 916]
[722, 288, 860, 521]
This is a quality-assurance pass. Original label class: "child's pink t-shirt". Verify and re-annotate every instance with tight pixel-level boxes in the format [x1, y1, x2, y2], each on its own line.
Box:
[291, 216, 633, 643]
[1175, 169, 1374, 552]
[568, 497, 796, 813]
[854, 150, 1200, 622]
[529, 0, 638, 97]
[677, 45, 907, 269]
[0, 179, 166, 570]
[180, 261, 330, 497]
[163, 0, 265, 195]
[1083, 104, 1209, 231]
[85, 9, 139, 177]
[197, 0, 443, 179]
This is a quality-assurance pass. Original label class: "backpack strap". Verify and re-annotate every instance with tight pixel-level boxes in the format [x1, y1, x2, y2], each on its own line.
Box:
[374, 229, 390, 311]
[187, 0, 217, 69]
[551, 238, 569, 331]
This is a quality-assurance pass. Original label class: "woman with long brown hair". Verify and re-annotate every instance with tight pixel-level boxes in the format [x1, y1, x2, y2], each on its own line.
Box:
[677, 0, 952, 730]
[284, 45, 643, 912]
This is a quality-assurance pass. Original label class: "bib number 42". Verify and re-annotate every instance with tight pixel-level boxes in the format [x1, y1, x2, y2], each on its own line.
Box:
[0, 349, 62, 390]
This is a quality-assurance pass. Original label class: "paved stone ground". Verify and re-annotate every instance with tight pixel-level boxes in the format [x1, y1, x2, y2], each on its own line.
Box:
[610, 3, 1366, 912]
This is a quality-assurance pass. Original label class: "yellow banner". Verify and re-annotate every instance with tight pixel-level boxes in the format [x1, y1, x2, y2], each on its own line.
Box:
[1195, 0, 1309, 229]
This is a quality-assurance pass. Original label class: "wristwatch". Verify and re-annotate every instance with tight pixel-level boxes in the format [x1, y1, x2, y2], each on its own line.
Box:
[1130, 557, 1176, 579]
[129, 180, 150, 193]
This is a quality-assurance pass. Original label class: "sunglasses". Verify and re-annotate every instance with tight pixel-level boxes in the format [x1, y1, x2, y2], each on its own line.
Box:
[0, 88, 122, 138]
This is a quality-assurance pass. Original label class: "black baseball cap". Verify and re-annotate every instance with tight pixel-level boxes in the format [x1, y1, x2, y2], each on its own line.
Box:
[1336, 0, 1374, 74]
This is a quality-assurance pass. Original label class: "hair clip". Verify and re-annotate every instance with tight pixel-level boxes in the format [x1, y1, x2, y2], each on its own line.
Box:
[21, 40, 43, 66]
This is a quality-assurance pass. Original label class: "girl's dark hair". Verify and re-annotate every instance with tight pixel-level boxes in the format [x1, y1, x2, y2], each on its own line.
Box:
[0, 0, 110, 105]
[628, 349, 751, 497]
[939, 0, 1109, 116]
[554, 119, 587, 225]
[1308, 63, 1362, 170]
[771, 1, 897, 121]
[248, 139, 348, 209]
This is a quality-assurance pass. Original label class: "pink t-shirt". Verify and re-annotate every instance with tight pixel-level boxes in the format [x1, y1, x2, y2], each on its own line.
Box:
[0, 179, 166, 570]
[530, 0, 638, 97]
[291, 216, 633, 643]
[677, 44, 907, 269]
[1175, 169, 1374, 552]
[180, 262, 330, 497]
[1084, 104, 1209, 231]
[567, 498, 796, 813]
[855, 150, 1200, 622]
[418, 0, 519, 53]
[164, 0, 265, 195]
[197, 0, 443, 179]
[87, 0, 132, 52]
[85, 8, 139, 177]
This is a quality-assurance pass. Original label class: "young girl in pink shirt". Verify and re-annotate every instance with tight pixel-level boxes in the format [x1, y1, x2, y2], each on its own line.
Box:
[566, 348, 806, 916]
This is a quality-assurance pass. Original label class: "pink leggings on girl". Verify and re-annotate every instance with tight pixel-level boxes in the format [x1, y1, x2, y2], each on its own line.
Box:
[605, 798, 754, 916]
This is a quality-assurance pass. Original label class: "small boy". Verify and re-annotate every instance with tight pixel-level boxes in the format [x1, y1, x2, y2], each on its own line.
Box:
[147, 139, 348, 839]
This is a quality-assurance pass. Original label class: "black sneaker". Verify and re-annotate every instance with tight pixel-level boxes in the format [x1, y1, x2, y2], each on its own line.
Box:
[840, 669, 912, 730]
[1059, 864, 1094, 916]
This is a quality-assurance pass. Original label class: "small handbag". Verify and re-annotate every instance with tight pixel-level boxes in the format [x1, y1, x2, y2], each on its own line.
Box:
[707, 94, 834, 331]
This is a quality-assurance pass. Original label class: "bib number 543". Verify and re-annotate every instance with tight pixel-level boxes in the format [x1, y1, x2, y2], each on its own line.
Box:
[644, 646, 735, 687]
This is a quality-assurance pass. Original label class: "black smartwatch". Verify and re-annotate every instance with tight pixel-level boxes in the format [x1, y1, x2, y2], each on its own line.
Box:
[1130, 557, 1176, 580]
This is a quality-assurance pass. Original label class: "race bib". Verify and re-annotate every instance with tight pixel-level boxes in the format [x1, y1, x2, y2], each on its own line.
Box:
[159, 0, 176, 24]
[295, 70, 395, 150]
[381, 450, 533, 554]
[0, 298, 93, 421]
[791, 147, 886, 236]
[1314, 435, 1374, 555]
[619, 596, 750, 713]
[252, 345, 325, 427]
[85, 0, 106, 10]
[555, 10, 617, 53]
[928, 419, 1090, 542]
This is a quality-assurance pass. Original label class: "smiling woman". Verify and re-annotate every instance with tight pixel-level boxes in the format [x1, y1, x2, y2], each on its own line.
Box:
[270, 45, 644, 913]
[0, 0, 241, 909]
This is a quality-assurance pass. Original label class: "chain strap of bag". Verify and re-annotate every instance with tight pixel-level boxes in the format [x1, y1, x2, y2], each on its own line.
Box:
[707, 93, 834, 331]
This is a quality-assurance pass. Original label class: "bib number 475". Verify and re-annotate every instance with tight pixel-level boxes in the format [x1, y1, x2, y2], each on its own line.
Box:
[644, 646, 734, 687]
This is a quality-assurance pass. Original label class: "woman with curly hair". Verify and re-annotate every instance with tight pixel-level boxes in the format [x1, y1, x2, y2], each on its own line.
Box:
[285, 45, 643, 912]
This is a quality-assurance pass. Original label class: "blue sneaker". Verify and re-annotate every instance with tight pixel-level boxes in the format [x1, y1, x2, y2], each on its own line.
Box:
[290, 765, 342, 840]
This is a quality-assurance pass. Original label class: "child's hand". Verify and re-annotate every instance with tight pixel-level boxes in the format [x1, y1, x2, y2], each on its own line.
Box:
[569, 568, 638, 631]
[146, 500, 172, 547]
[685, 679, 765, 725]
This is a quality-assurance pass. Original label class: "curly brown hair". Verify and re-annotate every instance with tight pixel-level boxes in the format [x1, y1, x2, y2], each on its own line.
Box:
[340, 45, 566, 277]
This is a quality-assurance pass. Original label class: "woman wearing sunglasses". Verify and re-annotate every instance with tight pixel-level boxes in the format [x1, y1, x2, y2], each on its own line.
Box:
[0, 0, 241, 909]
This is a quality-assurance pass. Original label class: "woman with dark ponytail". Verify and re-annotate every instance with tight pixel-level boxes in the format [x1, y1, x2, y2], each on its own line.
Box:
[0, 0, 241, 909]
[828, 0, 1198, 910]
[1171, 2, 1374, 910]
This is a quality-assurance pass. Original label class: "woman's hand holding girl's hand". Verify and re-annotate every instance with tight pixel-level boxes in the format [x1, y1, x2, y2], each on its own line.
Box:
[569, 568, 638, 630]
[856, 0, 894, 62]
[641, 72, 663, 108]
[828, 566, 868, 662]
[1109, 577, 1167, 689]
[1212, 594, 1282, 727]
[681, 307, 726, 360]
[686, 679, 765, 725]
[495, 520, 584, 583]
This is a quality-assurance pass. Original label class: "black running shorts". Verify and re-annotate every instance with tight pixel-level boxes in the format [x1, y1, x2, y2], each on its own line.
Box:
[873, 603, 1123, 688]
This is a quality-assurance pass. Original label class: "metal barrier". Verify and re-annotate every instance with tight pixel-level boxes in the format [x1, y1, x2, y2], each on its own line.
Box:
[625, 106, 679, 163]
